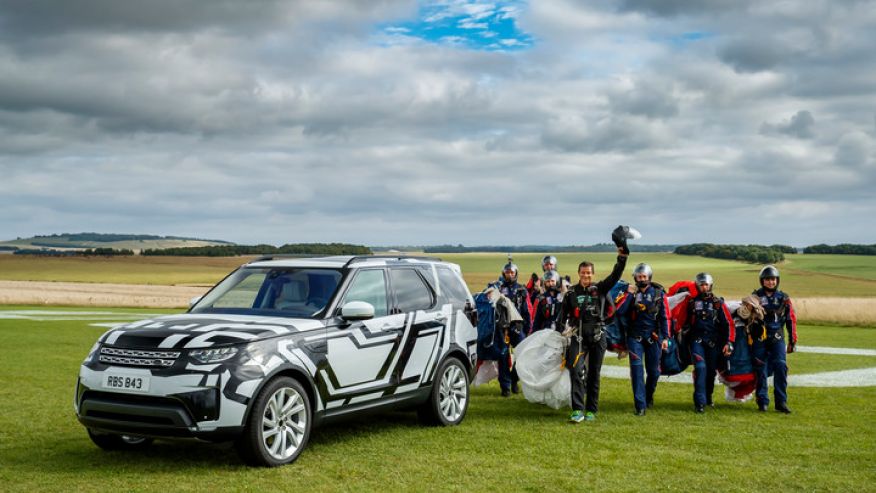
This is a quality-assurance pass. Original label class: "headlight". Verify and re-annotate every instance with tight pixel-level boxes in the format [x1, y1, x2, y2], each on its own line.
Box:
[189, 346, 239, 364]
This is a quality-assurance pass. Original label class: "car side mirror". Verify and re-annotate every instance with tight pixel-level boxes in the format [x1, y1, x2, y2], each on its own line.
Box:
[189, 295, 202, 308]
[340, 301, 375, 321]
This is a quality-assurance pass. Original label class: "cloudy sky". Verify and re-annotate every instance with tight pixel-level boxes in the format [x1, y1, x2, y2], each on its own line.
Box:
[1, 0, 874, 247]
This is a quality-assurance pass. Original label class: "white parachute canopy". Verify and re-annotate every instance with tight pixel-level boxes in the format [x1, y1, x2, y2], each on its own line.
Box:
[514, 329, 570, 409]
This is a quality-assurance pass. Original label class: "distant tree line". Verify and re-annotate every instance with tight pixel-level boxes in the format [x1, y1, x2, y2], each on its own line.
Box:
[421, 243, 678, 253]
[674, 243, 786, 263]
[142, 243, 372, 257]
[0, 246, 18, 251]
[804, 244, 876, 255]
[14, 248, 134, 256]
[30, 232, 233, 244]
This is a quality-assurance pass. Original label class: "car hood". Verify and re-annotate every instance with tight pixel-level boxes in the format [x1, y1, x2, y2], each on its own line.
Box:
[99, 313, 325, 349]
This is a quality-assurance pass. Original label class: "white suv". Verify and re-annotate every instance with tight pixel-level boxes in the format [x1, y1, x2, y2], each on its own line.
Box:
[75, 255, 477, 466]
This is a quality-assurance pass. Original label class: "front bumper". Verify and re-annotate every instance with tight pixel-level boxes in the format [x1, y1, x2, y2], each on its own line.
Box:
[75, 364, 250, 440]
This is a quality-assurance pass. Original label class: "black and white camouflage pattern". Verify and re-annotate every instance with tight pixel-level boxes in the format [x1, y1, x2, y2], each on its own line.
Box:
[78, 302, 476, 432]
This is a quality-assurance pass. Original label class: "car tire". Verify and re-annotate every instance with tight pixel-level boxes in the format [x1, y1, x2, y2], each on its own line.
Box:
[87, 429, 154, 450]
[235, 376, 311, 467]
[418, 356, 470, 426]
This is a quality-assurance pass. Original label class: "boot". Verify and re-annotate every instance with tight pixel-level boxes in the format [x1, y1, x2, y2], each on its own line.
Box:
[776, 403, 792, 414]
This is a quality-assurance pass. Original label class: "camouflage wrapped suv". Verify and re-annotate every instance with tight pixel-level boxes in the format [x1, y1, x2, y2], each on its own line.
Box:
[75, 255, 476, 466]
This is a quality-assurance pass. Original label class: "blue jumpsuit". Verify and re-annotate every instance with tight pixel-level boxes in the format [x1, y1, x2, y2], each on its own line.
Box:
[620, 284, 670, 411]
[491, 280, 531, 392]
[752, 287, 798, 408]
[683, 294, 734, 407]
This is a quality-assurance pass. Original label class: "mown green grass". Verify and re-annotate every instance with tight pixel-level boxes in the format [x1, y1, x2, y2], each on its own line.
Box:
[1, 308, 874, 492]
[439, 252, 876, 299]
[782, 254, 876, 281]
[3, 253, 876, 299]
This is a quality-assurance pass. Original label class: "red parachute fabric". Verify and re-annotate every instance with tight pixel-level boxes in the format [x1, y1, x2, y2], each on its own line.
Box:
[668, 280, 698, 335]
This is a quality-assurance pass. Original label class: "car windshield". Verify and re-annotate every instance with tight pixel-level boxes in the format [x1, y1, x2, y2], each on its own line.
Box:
[191, 267, 343, 318]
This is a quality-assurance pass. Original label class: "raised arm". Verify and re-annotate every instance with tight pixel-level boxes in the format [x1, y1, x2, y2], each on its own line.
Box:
[597, 250, 629, 295]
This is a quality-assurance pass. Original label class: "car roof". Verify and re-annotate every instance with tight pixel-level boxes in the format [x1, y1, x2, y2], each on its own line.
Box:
[245, 255, 454, 270]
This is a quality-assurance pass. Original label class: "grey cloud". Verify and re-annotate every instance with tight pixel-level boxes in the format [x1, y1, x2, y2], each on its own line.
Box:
[718, 39, 787, 73]
[835, 131, 875, 168]
[542, 116, 671, 153]
[1, 0, 875, 247]
[607, 82, 679, 119]
[618, 0, 747, 16]
[0, 0, 412, 36]
[760, 110, 816, 139]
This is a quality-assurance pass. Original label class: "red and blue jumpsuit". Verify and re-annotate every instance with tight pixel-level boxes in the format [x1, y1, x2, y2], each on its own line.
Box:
[619, 284, 670, 411]
[752, 287, 798, 407]
[678, 293, 734, 407]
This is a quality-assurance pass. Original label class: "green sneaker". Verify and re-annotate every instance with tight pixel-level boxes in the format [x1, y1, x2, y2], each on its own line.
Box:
[569, 410, 585, 423]
[584, 411, 596, 422]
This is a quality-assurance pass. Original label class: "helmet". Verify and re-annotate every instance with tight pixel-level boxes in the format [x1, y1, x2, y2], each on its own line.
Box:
[695, 272, 713, 286]
[695, 272, 713, 293]
[543, 270, 560, 283]
[759, 265, 780, 288]
[542, 255, 557, 272]
[502, 261, 518, 283]
[632, 263, 653, 280]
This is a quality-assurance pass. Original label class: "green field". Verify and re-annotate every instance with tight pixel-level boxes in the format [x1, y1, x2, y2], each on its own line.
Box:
[2, 252, 875, 299]
[0, 234, 230, 252]
[440, 252, 876, 299]
[0, 255, 247, 285]
[1, 308, 874, 492]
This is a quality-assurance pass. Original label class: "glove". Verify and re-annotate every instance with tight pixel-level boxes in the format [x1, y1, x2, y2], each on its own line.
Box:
[723, 342, 734, 356]
[787, 341, 796, 353]
[561, 324, 575, 338]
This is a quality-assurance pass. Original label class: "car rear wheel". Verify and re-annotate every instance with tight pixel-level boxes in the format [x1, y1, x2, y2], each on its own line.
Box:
[236, 376, 311, 467]
[418, 357, 470, 426]
[87, 429, 154, 450]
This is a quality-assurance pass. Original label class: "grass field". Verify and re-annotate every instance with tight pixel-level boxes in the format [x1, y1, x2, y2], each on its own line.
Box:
[2, 252, 875, 298]
[1, 307, 874, 492]
[2, 252, 875, 324]
[0, 255, 246, 286]
[438, 252, 876, 299]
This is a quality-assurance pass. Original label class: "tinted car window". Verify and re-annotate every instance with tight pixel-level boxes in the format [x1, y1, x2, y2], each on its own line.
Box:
[341, 269, 389, 317]
[391, 269, 434, 312]
[192, 268, 342, 318]
[437, 267, 470, 305]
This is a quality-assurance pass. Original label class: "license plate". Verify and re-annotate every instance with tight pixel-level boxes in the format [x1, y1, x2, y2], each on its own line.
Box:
[102, 374, 150, 393]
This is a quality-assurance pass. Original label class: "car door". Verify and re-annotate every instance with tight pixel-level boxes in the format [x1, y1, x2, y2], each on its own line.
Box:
[322, 268, 406, 407]
[386, 267, 445, 391]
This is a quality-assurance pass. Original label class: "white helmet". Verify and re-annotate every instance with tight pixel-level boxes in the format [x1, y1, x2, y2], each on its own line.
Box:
[632, 263, 653, 280]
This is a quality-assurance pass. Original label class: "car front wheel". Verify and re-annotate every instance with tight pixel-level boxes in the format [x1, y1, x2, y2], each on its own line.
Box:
[418, 357, 470, 426]
[236, 376, 311, 467]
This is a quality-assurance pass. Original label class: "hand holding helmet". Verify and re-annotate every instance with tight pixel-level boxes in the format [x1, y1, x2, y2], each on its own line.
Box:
[612, 225, 641, 256]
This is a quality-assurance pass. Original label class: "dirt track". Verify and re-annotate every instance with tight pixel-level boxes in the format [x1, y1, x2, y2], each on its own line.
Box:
[0, 281, 209, 308]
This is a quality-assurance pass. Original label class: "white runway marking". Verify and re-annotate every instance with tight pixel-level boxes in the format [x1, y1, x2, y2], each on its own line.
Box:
[797, 345, 876, 356]
[0, 309, 165, 321]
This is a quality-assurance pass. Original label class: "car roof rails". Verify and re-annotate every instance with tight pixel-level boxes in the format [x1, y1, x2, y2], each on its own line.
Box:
[248, 254, 328, 263]
[343, 254, 443, 268]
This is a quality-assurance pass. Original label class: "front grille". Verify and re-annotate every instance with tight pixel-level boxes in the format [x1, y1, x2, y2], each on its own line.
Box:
[99, 347, 181, 368]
